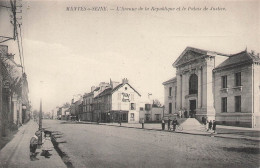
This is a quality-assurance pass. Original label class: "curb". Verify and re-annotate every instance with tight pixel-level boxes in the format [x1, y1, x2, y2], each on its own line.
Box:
[62, 121, 260, 142]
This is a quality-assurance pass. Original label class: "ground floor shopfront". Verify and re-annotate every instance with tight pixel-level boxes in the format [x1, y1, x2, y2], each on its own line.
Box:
[99, 110, 139, 123]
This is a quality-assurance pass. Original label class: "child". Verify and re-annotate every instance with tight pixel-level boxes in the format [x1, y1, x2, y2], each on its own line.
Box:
[41, 130, 52, 158]
[30, 131, 41, 161]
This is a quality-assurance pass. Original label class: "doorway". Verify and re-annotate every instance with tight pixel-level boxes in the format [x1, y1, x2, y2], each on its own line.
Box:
[189, 100, 196, 118]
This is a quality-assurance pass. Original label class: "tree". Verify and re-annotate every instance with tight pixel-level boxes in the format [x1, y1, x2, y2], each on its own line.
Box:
[152, 99, 162, 107]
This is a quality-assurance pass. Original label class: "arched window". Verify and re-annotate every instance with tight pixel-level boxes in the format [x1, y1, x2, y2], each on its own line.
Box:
[189, 74, 198, 94]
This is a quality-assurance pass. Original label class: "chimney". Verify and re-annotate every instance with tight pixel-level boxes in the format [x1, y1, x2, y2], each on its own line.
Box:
[91, 86, 96, 92]
[122, 78, 129, 84]
[251, 50, 255, 55]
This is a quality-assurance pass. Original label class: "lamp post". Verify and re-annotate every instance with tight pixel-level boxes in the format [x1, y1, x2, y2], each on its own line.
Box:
[38, 81, 43, 145]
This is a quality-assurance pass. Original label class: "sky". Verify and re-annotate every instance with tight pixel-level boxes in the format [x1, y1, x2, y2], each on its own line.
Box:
[1, 0, 260, 112]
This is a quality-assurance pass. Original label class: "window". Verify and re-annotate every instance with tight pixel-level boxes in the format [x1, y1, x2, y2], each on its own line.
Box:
[155, 114, 161, 121]
[130, 103, 136, 110]
[174, 86, 177, 98]
[145, 104, 151, 111]
[140, 107, 144, 111]
[235, 96, 241, 112]
[235, 72, 241, 86]
[221, 75, 227, 88]
[189, 74, 198, 94]
[221, 97, 227, 112]
[169, 87, 172, 96]
[169, 103, 172, 114]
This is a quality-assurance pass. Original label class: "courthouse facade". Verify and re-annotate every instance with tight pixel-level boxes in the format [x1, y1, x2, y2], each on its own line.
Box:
[163, 47, 260, 128]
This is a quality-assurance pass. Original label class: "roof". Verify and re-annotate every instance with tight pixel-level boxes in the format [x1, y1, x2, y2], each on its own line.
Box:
[214, 50, 260, 71]
[162, 77, 177, 85]
[95, 82, 141, 98]
[172, 46, 228, 68]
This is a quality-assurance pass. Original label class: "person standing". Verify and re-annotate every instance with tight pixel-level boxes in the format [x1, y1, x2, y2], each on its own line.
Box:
[172, 118, 178, 132]
[212, 120, 217, 133]
[209, 120, 213, 131]
[141, 118, 144, 129]
[161, 119, 165, 130]
[30, 131, 41, 161]
[167, 119, 171, 131]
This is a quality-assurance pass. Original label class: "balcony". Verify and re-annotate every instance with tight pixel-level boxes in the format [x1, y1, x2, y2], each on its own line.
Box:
[232, 86, 242, 92]
[220, 88, 228, 93]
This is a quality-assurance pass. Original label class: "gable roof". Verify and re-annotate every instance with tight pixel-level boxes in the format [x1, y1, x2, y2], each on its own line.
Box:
[172, 46, 228, 68]
[95, 82, 141, 98]
[162, 77, 177, 85]
[214, 50, 260, 71]
[111, 83, 141, 97]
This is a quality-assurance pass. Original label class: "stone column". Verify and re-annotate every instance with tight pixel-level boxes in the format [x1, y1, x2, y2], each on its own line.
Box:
[176, 73, 182, 110]
[181, 73, 186, 109]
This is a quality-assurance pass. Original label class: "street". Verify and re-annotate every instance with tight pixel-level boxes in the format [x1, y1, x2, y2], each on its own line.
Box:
[44, 120, 259, 168]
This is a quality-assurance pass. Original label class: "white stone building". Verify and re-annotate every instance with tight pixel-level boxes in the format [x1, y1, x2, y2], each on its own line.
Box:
[163, 47, 260, 128]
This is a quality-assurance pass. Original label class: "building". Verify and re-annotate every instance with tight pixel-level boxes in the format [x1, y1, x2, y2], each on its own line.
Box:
[163, 47, 260, 128]
[1, 45, 30, 137]
[93, 78, 141, 123]
[81, 91, 94, 121]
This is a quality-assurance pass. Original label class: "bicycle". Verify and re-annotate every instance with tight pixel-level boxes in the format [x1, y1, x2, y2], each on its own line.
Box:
[169, 124, 183, 131]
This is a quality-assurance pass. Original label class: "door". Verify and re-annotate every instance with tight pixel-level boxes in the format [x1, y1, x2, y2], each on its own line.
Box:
[189, 100, 196, 118]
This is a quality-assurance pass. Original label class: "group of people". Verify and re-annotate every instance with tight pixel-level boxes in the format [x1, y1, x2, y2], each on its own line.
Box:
[202, 116, 217, 133]
[29, 130, 53, 161]
[161, 118, 179, 131]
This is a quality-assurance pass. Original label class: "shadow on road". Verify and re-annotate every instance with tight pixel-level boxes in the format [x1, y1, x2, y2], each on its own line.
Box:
[222, 147, 260, 154]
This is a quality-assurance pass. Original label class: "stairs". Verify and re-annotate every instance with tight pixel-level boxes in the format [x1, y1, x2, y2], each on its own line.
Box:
[180, 118, 206, 131]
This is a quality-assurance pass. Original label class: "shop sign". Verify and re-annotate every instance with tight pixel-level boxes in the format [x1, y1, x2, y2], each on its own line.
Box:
[122, 92, 130, 102]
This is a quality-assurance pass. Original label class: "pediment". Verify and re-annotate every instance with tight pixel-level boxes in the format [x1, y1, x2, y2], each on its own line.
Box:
[174, 50, 204, 67]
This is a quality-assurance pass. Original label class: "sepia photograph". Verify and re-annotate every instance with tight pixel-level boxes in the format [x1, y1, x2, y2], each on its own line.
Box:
[0, 0, 259, 167]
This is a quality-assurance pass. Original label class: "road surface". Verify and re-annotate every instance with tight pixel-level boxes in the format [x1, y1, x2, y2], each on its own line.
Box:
[43, 119, 260, 168]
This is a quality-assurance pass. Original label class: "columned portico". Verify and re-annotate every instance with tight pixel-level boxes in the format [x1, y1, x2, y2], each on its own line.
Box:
[173, 47, 218, 121]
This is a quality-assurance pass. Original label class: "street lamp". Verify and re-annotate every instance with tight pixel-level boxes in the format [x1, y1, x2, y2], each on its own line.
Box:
[38, 81, 44, 145]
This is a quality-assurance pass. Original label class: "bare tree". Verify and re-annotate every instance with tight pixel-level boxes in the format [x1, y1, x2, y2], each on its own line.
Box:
[152, 99, 162, 107]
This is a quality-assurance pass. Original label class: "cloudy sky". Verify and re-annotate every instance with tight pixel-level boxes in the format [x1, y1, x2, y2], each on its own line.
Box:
[2, 0, 259, 112]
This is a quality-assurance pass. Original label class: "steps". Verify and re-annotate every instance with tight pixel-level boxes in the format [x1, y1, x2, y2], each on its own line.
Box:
[180, 118, 206, 131]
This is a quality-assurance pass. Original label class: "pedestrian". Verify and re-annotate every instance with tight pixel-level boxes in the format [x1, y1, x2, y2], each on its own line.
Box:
[209, 120, 213, 131]
[168, 119, 171, 131]
[202, 116, 206, 125]
[184, 110, 188, 118]
[29, 130, 41, 161]
[41, 131, 52, 158]
[161, 119, 165, 130]
[172, 118, 178, 132]
[141, 118, 144, 129]
[212, 120, 217, 133]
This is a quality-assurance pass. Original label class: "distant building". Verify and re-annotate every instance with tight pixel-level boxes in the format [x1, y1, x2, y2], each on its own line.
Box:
[163, 47, 260, 128]
[93, 78, 141, 123]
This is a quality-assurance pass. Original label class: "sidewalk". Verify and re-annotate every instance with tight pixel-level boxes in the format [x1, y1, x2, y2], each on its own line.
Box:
[0, 120, 66, 168]
[76, 121, 260, 141]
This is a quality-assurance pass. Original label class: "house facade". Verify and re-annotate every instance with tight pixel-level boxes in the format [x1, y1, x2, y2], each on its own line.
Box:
[94, 78, 141, 123]
[163, 47, 260, 128]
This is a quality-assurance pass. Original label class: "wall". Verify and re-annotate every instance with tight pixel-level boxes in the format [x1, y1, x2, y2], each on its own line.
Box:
[163, 81, 177, 116]
[253, 63, 260, 127]
[111, 83, 141, 123]
[214, 64, 253, 127]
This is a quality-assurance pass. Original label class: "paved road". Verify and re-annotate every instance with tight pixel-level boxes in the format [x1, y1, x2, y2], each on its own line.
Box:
[44, 120, 260, 168]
